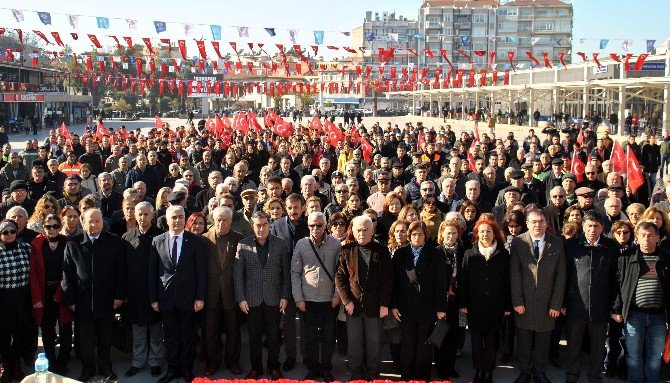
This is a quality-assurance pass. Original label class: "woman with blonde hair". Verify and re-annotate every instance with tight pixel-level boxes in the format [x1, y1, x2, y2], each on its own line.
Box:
[155, 186, 172, 215]
[384, 219, 410, 373]
[420, 193, 443, 243]
[377, 192, 406, 243]
[397, 205, 420, 223]
[27, 195, 61, 234]
[263, 197, 287, 222]
[625, 203, 645, 228]
[434, 219, 469, 379]
[639, 206, 670, 237]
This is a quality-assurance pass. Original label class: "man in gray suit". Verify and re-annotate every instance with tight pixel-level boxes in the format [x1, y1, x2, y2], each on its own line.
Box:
[510, 208, 566, 383]
[234, 211, 291, 380]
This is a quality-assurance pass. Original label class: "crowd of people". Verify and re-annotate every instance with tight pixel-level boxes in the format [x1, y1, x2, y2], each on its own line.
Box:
[0, 115, 669, 383]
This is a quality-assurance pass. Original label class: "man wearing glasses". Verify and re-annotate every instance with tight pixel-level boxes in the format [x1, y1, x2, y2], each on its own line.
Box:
[324, 185, 349, 220]
[366, 171, 392, 214]
[291, 212, 341, 382]
[543, 186, 569, 234]
[577, 165, 606, 192]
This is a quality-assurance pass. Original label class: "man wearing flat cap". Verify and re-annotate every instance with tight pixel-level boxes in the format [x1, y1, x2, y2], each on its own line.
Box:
[544, 158, 565, 202]
[561, 173, 577, 205]
[0, 180, 36, 217]
[575, 187, 596, 213]
[231, 189, 255, 238]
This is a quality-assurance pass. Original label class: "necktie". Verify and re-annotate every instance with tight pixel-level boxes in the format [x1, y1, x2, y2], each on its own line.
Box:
[171, 236, 179, 265]
[533, 240, 540, 258]
[90, 237, 96, 245]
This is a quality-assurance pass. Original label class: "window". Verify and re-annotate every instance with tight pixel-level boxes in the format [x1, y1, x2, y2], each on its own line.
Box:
[497, 21, 517, 31]
[473, 43, 487, 51]
[444, 14, 452, 23]
[498, 8, 518, 16]
[474, 14, 486, 23]
[472, 27, 487, 37]
[535, 9, 551, 18]
[443, 27, 453, 36]
[534, 21, 554, 31]
[519, 9, 532, 19]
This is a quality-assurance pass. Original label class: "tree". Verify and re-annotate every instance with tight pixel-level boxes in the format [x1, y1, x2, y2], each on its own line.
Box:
[296, 92, 316, 112]
[272, 94, 283, 109]
[113, 99, 132, 113]
[169, 98, 181, 112]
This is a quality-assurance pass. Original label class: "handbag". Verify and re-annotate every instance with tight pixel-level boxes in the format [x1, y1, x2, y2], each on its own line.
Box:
[426, 318, 451, 349]
[111, 311, 133, 353]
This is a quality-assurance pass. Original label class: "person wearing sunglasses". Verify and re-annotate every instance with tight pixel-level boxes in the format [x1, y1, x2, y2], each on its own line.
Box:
[28, 214, 72, 376]
[291, 211, 342, 382]
[0, 219, 33, 382]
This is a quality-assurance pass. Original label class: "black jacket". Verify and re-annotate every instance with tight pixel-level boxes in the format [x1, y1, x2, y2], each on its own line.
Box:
[458, 243, 511, 332]
[563, 234, 619, 323]
[270, 215, 308, 256]
[61, 232, 127, 320]
[391, 244, 448, 322]
[615, 246, 670, 321]
[93, 190, 123, 219]
[123, 226, 164, 325]
[149, 231, 207, 311]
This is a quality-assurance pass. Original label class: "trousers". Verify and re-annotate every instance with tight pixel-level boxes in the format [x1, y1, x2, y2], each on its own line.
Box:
[302, 301, 337, 372]
[565, 320, 607, 383]
[248, 303, 281, 372]
[346, 313, 382, 376]
[517, 328, 551, 375]
[131, 322, 164, 368]
[78, 315, 114, 376]
[204, 300, 241, 368]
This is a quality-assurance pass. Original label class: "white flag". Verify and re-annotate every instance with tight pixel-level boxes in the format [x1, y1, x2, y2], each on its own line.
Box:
[126, 19, 138, 31]
[622, 39, 633, 52]
[531, 37, 540, 45]
[67, 15, 78, 28]
[388, 33, 399, 43]
[288, 29, 298, 44]
[237, 27, 249, 38]
[184, 24, 194, 37]
[11, 10, 24, 22]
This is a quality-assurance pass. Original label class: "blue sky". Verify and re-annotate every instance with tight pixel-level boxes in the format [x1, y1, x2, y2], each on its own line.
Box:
[0, 0, 667, 59]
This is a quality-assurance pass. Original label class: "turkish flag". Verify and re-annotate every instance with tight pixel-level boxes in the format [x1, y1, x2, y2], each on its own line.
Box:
[206, 117, 218, 133]
[233, 112, 249, 135]
[570, 151, 586, 182]
[467, 150, 477, 172]
[272, 117, 294, 138]
[265, 110, 279, 127]
[610, 140, 626, 175]
[247, 112, 263, 132]
[58, 122, 71, 141]
[96, 121, 110, 141]
[310, 116, 323, 132]
[626, 149, 644, 193]
[417, 131, 425, 150]
[215, 114, 230, 137]
[324, 121, 344, 147]
[154, 115, 164, 129]
[360, 138, 374, 163]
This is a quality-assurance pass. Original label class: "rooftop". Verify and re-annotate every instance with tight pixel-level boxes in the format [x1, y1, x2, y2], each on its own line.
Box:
[501, 0, 571, 6]
[421, 0, 499, 8]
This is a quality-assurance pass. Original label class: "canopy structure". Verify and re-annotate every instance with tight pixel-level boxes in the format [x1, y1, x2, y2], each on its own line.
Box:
[385, 53, 670, 132]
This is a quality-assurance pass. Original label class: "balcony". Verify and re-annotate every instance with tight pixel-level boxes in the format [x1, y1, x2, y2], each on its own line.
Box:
[425, 21, 442, 29]
[426, 35, 442, 42]
[454, 21, 471, 29]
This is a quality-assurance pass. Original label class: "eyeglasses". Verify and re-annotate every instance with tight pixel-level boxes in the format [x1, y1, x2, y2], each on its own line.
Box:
[586, 172, 596, 175]
[184, 174, 193, 178]
[308, 224, 324, 228]
[615, 230, 630, 235]
[425, 201, 436, 205]
[43, 204, 54, 209]
[370, 218, 377, 222]
[421, 188, 434, 192]
[44, 224, 61, 230]
[551, 195, 565, 198]
[1, 229, 16, 235]
[336, 190, 349, 194]
[332, 221, 346, 227]
[378, 180, 390, 184]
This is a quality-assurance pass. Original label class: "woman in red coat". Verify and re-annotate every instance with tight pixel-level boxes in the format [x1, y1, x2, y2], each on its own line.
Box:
[29, 214, 73, 375]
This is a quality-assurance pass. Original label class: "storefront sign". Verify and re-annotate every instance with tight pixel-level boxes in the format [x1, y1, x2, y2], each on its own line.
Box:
[3, 93, 45, 102]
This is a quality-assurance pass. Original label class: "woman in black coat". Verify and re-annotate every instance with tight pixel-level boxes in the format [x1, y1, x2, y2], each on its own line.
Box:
[458, 218, 511, 383]
[391, 221, 448, 381]
[434, 219, 469, 379]
[0, 220, 33, 383]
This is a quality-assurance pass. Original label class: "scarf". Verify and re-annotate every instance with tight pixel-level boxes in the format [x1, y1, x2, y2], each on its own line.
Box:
[478, 241, 497, 261]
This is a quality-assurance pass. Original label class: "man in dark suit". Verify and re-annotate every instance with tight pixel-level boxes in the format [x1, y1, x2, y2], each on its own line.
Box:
[270, 193, 308, 371]
[510, 209, 566, 383]
[61, 209, 126, 382]
[149, 205, 207, 383]
[93, 172, 122, 220]
[202, 207, 244, 376]
[122, 202, 165, 379]
[234, 211, 291, 380]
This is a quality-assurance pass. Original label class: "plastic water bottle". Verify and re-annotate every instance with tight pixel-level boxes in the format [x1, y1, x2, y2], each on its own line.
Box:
[34, 353, 49, 383]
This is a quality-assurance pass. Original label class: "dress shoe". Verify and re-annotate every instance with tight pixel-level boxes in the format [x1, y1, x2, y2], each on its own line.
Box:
[513, 372, 532, 383]
[483, 370, 493, 383]
[205, 365, 219, 376]
[183, 371, 196, 383]
[322, 370, 335, 382]
[270, 369, 284, 380]
[104, 371, 118, 381]
[245, 370, 261, 379]
[157, 370, 180, 383]
[304, 370, 320, 380]
[282, 357, 296, 371]
[473, 369, 483, 383]
[533, 373, 554, 383]
[125, 366, 141, 378]
[229, 365, 243, 375]
[151, 366, 162, 377]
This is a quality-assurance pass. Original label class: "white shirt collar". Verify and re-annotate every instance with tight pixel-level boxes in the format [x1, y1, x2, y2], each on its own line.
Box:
[529, 233, 546, 244]
[169, 231, 184, 240]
